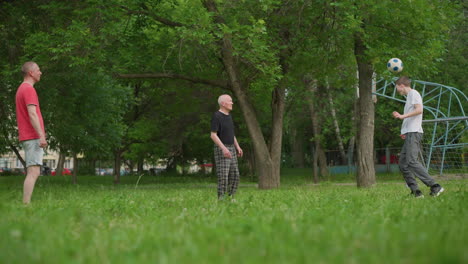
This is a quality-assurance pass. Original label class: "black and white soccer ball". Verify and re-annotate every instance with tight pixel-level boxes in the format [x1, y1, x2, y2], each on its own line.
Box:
[387, 58, 403, 73]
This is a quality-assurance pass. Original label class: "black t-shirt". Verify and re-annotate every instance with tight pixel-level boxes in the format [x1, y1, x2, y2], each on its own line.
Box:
[211, 111, 235, 145]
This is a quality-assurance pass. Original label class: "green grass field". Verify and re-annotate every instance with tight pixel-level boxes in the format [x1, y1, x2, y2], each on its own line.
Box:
[1, 170, 466, 264]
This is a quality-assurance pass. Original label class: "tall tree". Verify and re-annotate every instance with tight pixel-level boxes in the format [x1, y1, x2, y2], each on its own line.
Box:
[1, 1, 131, 180]
[116, 0, 322, 188]
[334, 0, 459, 187]
[305, 78, 328, 182]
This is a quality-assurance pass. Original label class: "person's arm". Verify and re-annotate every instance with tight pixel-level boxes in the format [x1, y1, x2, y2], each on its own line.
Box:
[210, 132, 232, 158]
[234, 136, 243, 157]
[392, 104, 423, 140]
[27, 105, 47, 148]
[392, 104, 423, 120]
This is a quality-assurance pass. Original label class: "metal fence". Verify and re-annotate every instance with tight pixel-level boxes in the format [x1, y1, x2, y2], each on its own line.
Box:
[422, 117, 467, 175]
[322, 130, 467, 176]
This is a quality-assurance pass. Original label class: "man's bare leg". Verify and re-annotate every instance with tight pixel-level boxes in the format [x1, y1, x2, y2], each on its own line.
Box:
[23, 165, 40, 204]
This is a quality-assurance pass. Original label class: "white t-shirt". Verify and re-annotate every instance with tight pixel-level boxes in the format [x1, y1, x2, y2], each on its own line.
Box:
[401, 89, 424, 134]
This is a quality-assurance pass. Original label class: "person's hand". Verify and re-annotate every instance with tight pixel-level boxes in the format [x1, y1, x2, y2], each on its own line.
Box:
[223, 148, 232, 158]
[237, 147, 243, 157]
[400, 134, 406, 140]
[392, 111, 404, 120]
[39, 135, 47, 148]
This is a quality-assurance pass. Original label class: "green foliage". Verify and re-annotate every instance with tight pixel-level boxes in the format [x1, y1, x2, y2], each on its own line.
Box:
[374, 98, 404, 148]
[123, 81, 218, 165]
[430, 2, 467, 90]
[0, 0, 463, 171]
[347, 0, 458, 78]
[0, 0, 132, 159]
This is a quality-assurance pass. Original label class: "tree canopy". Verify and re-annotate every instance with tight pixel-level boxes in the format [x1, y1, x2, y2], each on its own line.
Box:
[0, 0, 463, 187]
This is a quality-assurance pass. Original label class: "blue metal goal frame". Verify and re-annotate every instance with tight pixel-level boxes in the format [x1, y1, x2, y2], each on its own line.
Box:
[374, 78, 467, 175]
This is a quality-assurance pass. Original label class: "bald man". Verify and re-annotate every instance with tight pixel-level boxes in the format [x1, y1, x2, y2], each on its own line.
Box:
[16, 61, 47, 204]
[210, 94, 243, 200]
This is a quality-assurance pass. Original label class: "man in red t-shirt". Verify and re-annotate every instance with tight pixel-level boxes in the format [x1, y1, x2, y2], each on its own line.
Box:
[16, 61, 47, 204]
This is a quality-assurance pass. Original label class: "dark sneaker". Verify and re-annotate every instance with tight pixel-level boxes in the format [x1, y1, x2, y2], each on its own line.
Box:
[430, 184, 444, 197]
[411, 190, 424, 198]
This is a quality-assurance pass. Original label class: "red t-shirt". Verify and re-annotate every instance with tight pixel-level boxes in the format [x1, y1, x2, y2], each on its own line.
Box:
[15, 83, 45, 141]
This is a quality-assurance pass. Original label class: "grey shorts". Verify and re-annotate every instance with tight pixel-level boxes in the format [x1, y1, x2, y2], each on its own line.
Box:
[22, 139, 44, 167]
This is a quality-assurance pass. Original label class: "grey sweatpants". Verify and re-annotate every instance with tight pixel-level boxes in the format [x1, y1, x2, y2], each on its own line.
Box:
[399, 132, 436, 191]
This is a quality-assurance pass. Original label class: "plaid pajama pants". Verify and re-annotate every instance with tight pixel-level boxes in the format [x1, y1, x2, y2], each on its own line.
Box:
[214, 145, 240, 199]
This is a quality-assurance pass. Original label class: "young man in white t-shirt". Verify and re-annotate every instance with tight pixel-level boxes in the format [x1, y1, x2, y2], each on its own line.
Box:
[392, 76, 444, 198]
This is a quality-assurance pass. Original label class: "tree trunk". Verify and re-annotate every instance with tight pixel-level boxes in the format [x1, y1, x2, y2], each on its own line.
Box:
[204, 0, 278, 189]
[354, 34, 376, 187]
[269, 28, 290, 186]
[56, 152, 66, 176]
[246, 146, 256, 181]
[325, 81, 347, 164]
[199, 158, 207, 175]
[269, 84, 285, 187]
[347, 77, 358, 170]
[290, 125, 305, 168]
[9, 144, 26, 171]
[318, 146, 328, 178]
[72, 153, 78, 184]
[305, 77, 328, 181]
[312, 145, 319, 184]
[232, 68, 276, 189]
[113, 149, 122, 184]
[128, 160, 134, 174]
[0, 94, 24, 169]
[347, 136, 356, 168]
[92, 159, 96, 173]
[137, 159, 144, 173]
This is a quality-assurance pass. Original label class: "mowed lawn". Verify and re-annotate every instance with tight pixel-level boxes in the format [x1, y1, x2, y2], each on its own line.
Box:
[0, 172, 466, 264]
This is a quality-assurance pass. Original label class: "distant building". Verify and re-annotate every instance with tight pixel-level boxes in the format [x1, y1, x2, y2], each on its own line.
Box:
[0, 149, 73, 170]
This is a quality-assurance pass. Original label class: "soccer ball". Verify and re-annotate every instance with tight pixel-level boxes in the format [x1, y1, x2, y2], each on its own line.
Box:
[387, 58, 403, 73]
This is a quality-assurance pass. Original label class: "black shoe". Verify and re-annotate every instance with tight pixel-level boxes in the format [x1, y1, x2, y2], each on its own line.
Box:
[411, 190, 424, 198]
[430, 184, 444, 197]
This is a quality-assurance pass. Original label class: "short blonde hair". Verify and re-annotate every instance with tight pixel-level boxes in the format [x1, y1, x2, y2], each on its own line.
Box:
[21, 62, 38, 77]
